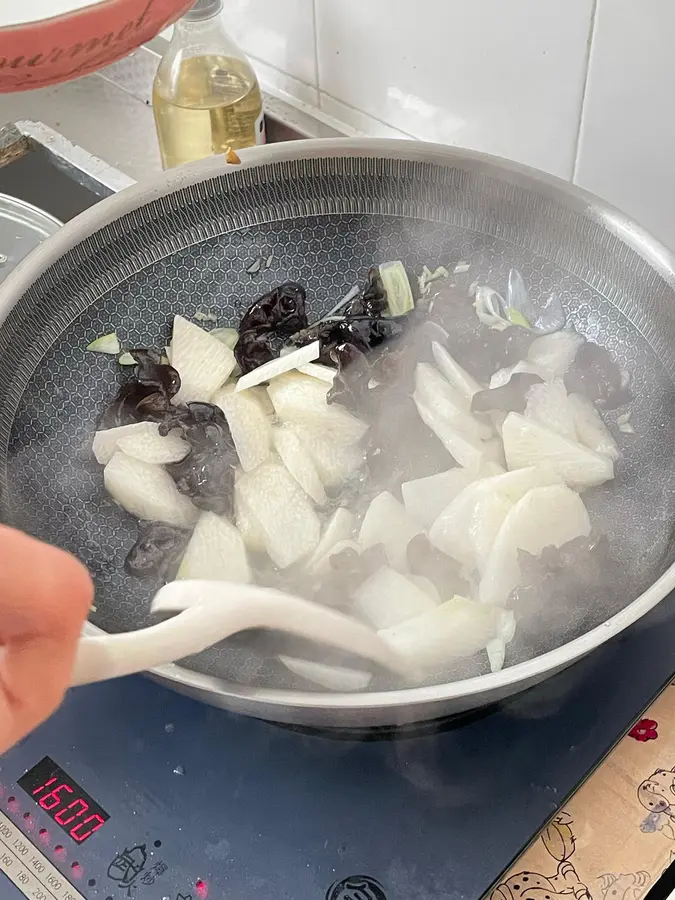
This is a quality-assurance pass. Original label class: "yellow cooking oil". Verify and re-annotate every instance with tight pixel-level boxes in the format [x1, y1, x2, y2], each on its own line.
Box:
[153, 54, 264, 169]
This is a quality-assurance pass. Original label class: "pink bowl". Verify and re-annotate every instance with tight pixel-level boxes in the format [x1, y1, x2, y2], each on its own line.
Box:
[0, 0, 193, 93]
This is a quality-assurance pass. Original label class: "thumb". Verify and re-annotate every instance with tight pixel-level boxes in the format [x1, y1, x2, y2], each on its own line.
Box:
[0, 526, 93, 751]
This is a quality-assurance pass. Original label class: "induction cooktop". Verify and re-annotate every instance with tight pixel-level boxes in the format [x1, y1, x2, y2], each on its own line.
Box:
[0, 590, 673, 900]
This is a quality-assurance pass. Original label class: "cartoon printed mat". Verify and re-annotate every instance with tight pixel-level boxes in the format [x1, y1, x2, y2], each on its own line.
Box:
[492, 682, 675, 900]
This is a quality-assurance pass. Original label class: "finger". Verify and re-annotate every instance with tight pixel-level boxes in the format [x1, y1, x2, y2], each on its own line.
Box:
[0, 527, 93, 749]
[0, 526, 92, 640]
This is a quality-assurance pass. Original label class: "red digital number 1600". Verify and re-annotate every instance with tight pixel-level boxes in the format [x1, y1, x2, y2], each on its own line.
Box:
[18, 758, 109, 844]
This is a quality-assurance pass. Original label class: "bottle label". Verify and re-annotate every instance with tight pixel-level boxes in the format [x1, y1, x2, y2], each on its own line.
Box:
[255, 111, 267, 146]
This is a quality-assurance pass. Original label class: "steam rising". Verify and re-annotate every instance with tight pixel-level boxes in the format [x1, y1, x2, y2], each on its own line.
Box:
[3, 254, 675, 700]
[259, 270, 673, 689]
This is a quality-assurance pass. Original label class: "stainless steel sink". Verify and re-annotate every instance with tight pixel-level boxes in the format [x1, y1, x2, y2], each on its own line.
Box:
[0, 123, 112, 223]
[0, 105, 325, 225]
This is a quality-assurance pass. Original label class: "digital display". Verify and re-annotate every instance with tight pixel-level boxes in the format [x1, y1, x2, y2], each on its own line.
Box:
[17, 757, 109, 844]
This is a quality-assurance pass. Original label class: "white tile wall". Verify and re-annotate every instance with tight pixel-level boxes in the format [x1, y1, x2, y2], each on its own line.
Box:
[222, 0, 317, 93]
[316, 0, 594, 178]
[215, 0, 675, 250]
[574, 0, 675, 251]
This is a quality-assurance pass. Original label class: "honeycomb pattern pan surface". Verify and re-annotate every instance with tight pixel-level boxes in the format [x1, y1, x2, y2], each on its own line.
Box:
[1, 139, 674, 727]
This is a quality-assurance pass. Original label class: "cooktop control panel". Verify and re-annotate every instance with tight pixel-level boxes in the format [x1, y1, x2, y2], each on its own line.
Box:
[0, 752, 204, 900]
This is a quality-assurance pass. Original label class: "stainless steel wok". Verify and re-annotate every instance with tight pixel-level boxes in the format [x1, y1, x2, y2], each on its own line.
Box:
[1, 138, 675, 729]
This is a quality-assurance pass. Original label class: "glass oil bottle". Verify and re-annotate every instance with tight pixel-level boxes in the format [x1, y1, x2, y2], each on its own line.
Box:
[152, 0, 265, 169]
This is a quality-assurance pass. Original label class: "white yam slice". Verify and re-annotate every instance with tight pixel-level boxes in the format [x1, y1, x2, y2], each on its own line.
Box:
[359, 491, 423, 572]
[171, 315, 236, 404]
[409, 575, 442, 603]
[254, 387, 276, 419]
[233, 477, 266, 552]
[114, 425, 189, 465]
[288, 421, 363, 488]
[526, 330, 585, 379]
[489, 360, 546, 390]
[486, 610, 517, 673]
[481, 461, 507, 477]
[307, 508, 355, 569]
[104, 451, 198, 528]
[354, 567, 438, 630]
[209, 327, 239, 350]
[298, 363, 336, 384]
[236, 461, 320, 568]
[401, 461, 507, 528]
[213, 385, 271, 472]
[416, 361, 473, 413]
[177, 512, 250, 583]
[415, 363, 492, 441]
[235, 341, 321, 391]
[272, 425, 326, 504]
[431, 341, 482, 400]
[93, 422, 187, 466]
[477, 465, 563, 503]
[413, 392, 495, 470]
[379, 596, 506, 674]
[479, 484, 591, 606]
[402, 468, 480, 528]
[502, 413, 614, 490]
[278, 656, 372, 691]
[94, 424, 139, 465]
[267, 372, 367, 445]
[469, 492, 515, 572]
[524, 378, 577, 441]
[568, 393, 620, 461]
[429, 466, 562, 571]
[310, 539, 360, 576]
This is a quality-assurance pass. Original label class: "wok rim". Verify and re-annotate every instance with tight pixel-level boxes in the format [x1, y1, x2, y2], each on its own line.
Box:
[2, 135, 675, 715]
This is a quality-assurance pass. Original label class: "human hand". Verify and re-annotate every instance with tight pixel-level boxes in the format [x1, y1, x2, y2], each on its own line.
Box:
[0, 526, 93, 753]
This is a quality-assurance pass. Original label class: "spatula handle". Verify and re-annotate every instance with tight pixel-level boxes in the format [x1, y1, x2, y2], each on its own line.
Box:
[71, 581, 404, 686]
[71, 604, 241, 686]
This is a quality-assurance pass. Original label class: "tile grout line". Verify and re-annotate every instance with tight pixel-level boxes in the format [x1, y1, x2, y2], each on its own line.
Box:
[309, 0, 406, 137]
[319, 88, 418, 139]
[247, 2, 416, 142]
[572, 0, 600, 184]
[249, 52, 317, 94]
[312, 0, 321, 99]
[250, 53, 416, 140]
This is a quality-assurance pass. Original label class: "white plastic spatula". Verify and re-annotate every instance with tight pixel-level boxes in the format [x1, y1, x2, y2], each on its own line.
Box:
[70, 580, 405, 686]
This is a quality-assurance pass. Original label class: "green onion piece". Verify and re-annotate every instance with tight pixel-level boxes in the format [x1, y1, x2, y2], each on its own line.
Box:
[87, 332, 120, 354]
[194, 308, 218, 323]
[428, 265, 449, 280]
[379, 260, 415, 316]
[506, 307, 531, 329]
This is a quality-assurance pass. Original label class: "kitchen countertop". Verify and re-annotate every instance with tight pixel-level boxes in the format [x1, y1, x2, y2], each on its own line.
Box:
[495, 682, 675, 900]
[0, 43, 346, 183]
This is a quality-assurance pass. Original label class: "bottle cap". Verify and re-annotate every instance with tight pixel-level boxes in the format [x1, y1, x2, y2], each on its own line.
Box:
[183, 0, 223, 22]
